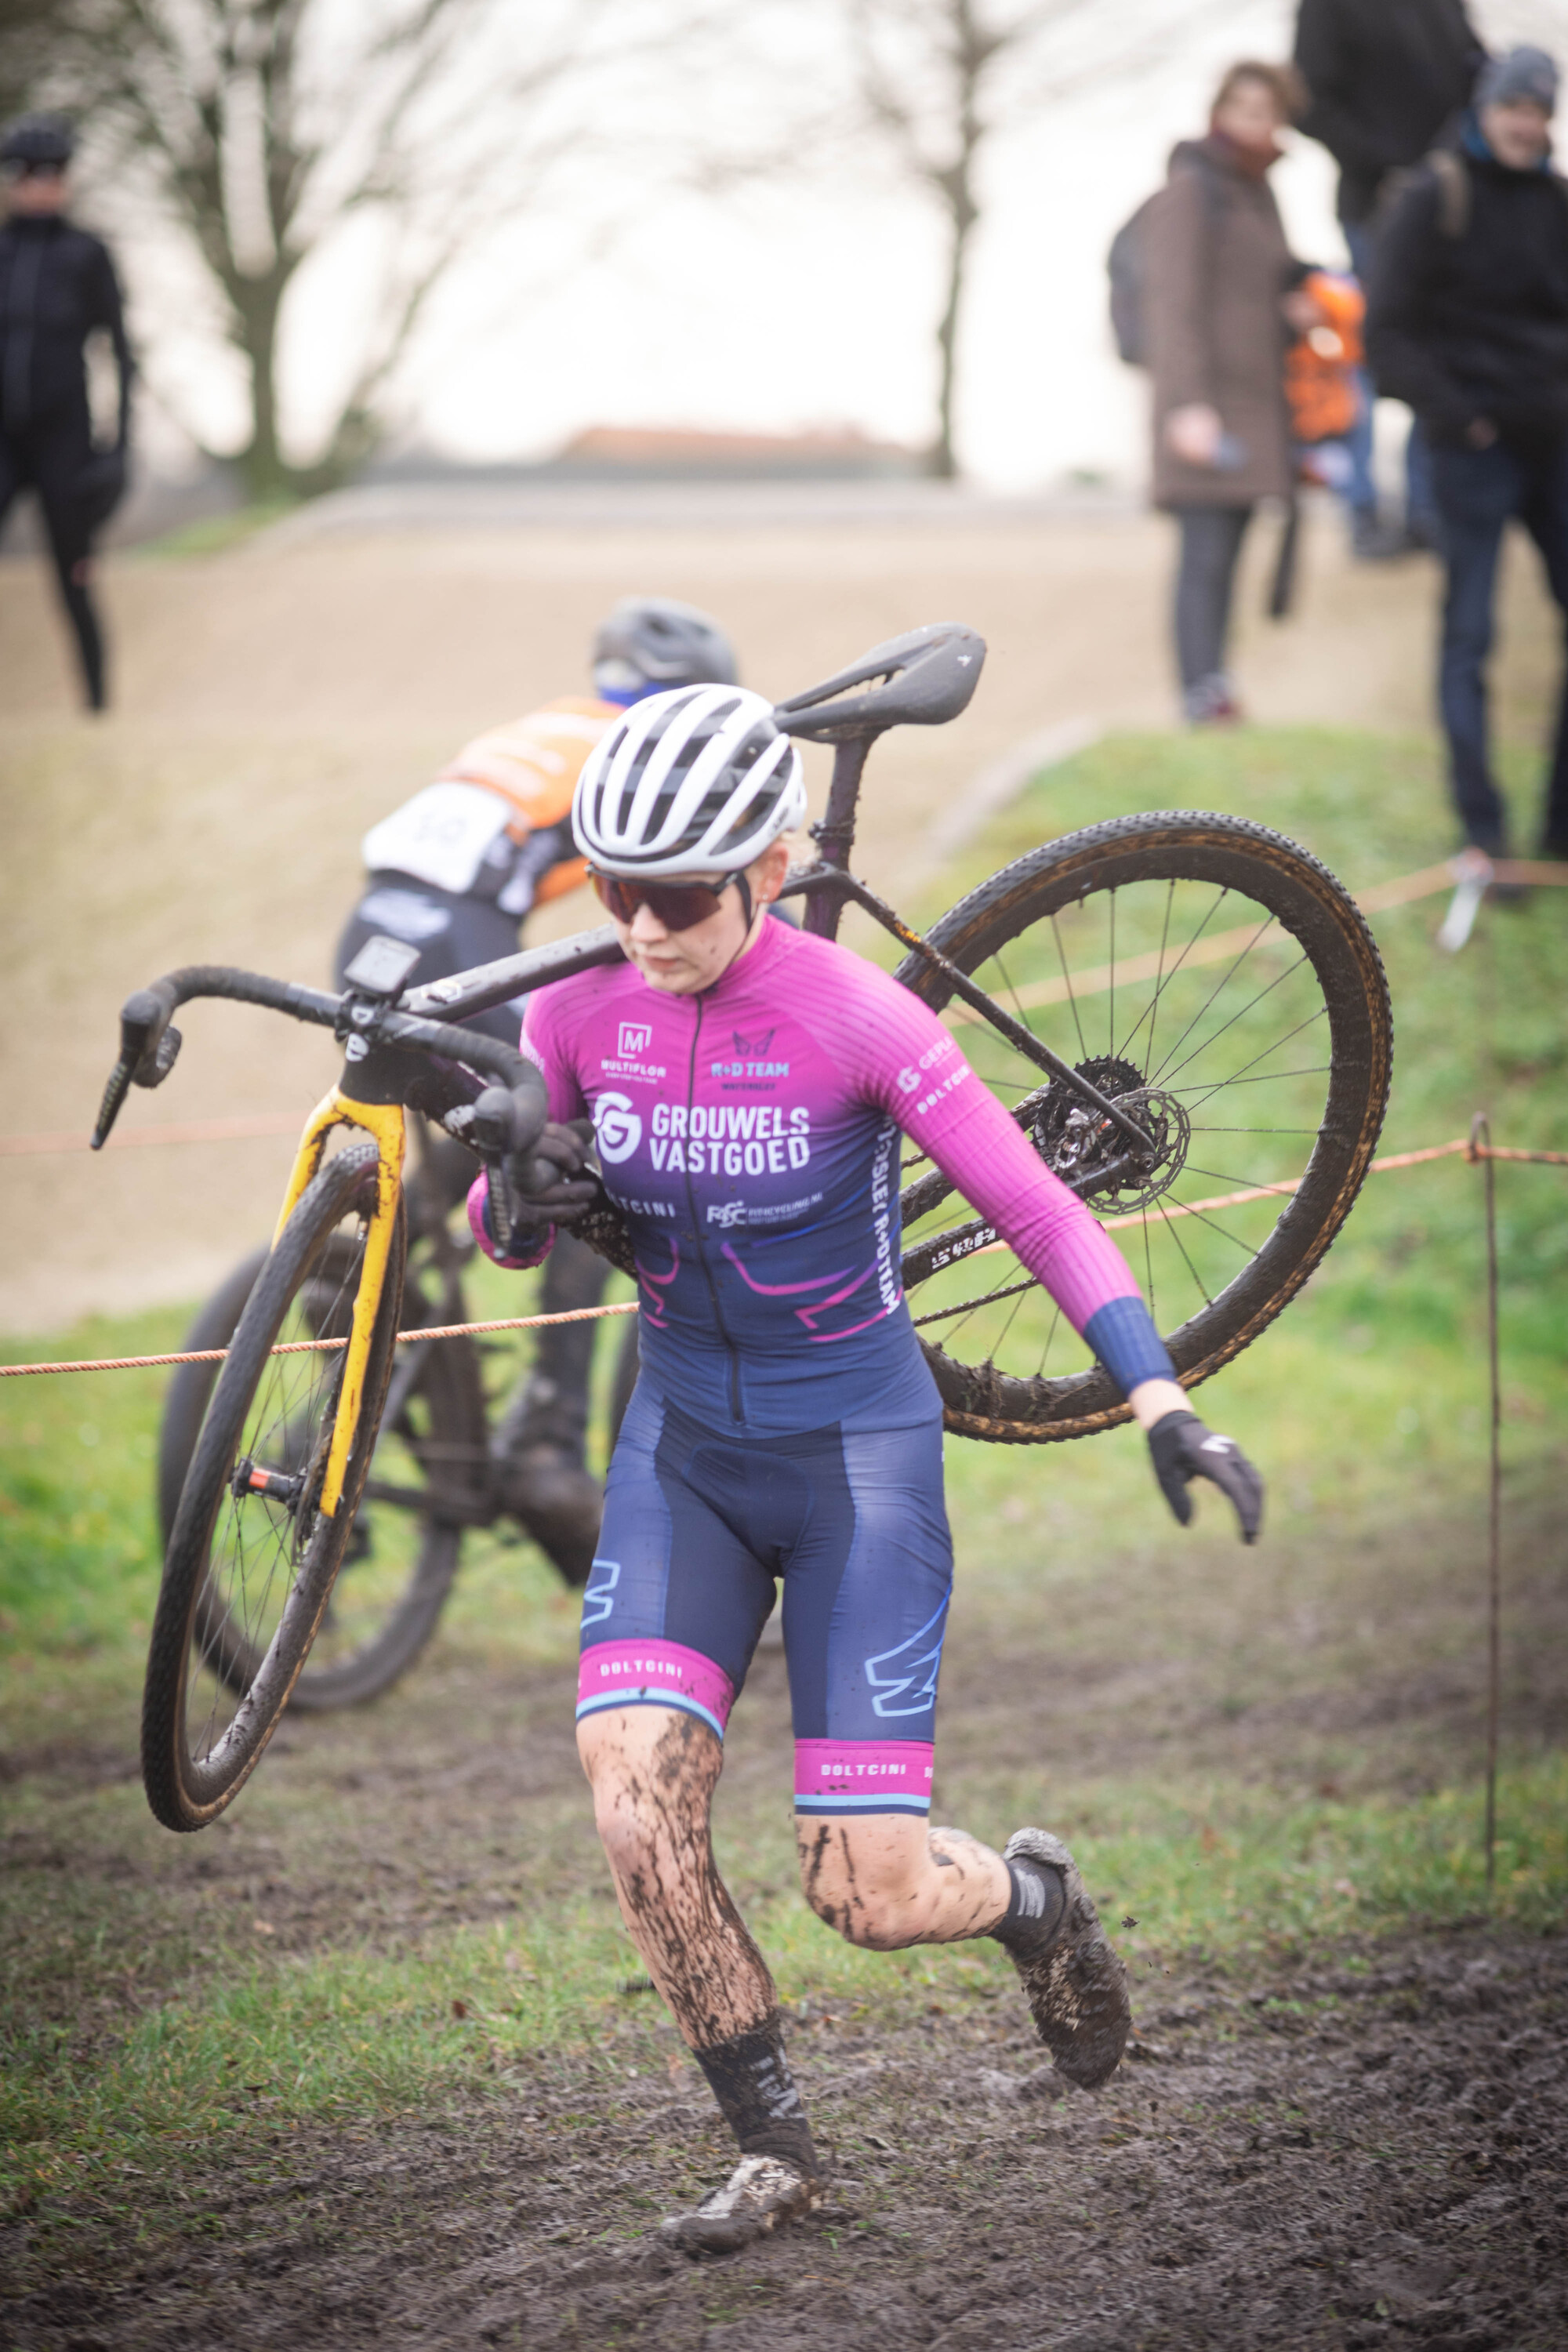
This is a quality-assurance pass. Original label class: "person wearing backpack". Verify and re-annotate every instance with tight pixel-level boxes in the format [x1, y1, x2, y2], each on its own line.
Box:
[1366, 47, 1568, 863]
[1294, 0, 1485, 557]
[1140, 60, 1305, 725]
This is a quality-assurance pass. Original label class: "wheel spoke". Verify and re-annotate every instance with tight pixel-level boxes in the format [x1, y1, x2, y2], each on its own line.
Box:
[1176, 1007, 1330, 1109]
[1145, 916, 1287, 1087]
[1152, 1198, 1216, 1308]
[1141, 880, 1178, 1077]
[1050, 914, 1088, 1061]
[1152, 953, 1312, 1091]
[1034, 1301, 1064, 1378]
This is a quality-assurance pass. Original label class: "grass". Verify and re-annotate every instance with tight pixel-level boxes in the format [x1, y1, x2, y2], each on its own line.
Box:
[2, 722, 1565, 2212]
[5, 1749, 1564, 2208]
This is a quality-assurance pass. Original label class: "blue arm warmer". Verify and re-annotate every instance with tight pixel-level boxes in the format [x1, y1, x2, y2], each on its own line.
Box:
[1082, 1294, 1176, 1398]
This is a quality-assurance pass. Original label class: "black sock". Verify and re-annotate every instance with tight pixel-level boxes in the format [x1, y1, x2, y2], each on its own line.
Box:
[693, 2015, 819, 2179]
[990, 1856, 1067, 1953]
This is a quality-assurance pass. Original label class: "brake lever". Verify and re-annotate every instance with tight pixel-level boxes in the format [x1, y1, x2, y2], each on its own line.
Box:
[444, 1085, 553, 1256]
[92, 998, 184, 1149]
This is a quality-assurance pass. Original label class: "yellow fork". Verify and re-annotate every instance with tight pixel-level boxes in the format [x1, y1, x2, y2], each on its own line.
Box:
[271, 1087, 406, 1519]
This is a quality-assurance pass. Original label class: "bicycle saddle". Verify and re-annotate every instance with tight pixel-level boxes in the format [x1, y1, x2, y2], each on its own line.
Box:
[772, 622, 986, 743]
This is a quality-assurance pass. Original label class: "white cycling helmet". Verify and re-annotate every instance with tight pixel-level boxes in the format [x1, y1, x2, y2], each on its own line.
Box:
[573, 684, 807, 877]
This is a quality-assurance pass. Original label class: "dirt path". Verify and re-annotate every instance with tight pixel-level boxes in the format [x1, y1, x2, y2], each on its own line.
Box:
[1, 496, 1559, 1331]
[5, 1922, 1563, 2352]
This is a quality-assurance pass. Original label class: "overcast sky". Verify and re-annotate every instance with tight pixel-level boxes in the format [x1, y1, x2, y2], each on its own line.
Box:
[126, 0, 1568, 492]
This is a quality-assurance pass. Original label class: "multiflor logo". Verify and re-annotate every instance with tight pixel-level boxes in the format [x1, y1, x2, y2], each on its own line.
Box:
[619, 1021, 653, 1058]
[593, 1091, 643, 1163]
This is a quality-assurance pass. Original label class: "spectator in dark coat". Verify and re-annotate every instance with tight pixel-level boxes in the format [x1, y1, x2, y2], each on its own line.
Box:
[1366, 46, 1568, 862]
[0, 114, 133, 711]
[1145, 60, 1302, 725]
[1294, 0, 1485, 554]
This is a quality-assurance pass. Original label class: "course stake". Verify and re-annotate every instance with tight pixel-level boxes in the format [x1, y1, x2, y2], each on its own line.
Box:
[1472, 1112, 1502, 1896]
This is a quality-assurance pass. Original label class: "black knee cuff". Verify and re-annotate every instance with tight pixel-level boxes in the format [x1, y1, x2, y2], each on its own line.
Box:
[694, 2016, 819, 2179]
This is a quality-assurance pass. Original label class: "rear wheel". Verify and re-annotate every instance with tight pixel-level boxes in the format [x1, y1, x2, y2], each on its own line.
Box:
[897, 811, 1392, 1442]
[143, 1144, 407, 1829]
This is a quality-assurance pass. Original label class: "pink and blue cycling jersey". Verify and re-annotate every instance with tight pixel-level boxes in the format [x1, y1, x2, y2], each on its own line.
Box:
[470, 913, 1173, 1435]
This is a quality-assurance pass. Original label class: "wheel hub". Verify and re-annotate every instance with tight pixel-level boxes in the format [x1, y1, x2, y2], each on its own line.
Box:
[1031, 1055, 1191, 1213]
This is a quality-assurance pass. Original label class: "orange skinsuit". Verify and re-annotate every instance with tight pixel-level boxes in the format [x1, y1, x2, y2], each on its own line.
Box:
[437, 696, 615, 903]
[1285, 271, 1364, 446]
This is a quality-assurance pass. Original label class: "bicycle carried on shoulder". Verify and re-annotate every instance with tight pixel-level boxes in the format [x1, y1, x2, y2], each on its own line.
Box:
[93, 623, 1392, 1832]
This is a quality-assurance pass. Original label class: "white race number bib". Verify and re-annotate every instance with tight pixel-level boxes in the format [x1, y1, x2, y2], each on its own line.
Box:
[361, 782, 511, 895]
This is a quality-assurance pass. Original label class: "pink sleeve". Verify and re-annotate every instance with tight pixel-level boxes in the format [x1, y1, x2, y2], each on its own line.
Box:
[520, 985, 590, 1123]
[855, 975, 1142, 1336]
[464, 985, 586, 1269]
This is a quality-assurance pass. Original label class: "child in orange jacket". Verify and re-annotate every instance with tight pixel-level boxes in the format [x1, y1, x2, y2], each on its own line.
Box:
[1284, 266, 1366, 493]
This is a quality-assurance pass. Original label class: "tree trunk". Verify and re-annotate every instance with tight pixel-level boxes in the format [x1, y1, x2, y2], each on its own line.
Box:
[927, 172, 977, 481]
[231, 270, 293, 502]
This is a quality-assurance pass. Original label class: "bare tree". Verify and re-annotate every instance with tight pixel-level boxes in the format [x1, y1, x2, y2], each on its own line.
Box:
[13, 0, 641, 499]
[847, 0, 1235, 477]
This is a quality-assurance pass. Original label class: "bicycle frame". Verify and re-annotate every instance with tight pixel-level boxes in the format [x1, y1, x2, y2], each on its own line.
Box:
[270, 1085, 406, 1518]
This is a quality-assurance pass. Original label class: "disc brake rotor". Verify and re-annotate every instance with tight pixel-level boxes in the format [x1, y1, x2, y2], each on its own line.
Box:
[1031, 1054, 1192, 1214]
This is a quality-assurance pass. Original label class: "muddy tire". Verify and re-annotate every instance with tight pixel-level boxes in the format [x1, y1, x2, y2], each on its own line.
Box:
[143, 1144, 406, 1830]
[158, 1240, 482, 1715]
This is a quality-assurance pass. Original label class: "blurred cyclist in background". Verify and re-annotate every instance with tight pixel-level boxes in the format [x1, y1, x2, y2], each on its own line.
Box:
[335, 597, 739, 1577]
[0, 113, 134, 710]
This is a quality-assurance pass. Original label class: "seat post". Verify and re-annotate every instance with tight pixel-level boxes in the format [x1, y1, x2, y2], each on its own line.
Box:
[802, 735, 876, 939]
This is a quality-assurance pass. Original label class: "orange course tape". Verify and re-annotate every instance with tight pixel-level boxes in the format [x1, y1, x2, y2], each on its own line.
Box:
[2, 1140, 1563, 1380]
[0, 1300, 639, 1379]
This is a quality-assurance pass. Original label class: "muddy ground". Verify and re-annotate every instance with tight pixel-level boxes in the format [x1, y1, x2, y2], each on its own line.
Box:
[5, 1922, 1564, 2351]
[5, 1466, 1566, 2352]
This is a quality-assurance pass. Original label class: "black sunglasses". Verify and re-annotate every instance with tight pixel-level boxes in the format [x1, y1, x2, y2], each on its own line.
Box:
[590, 869, 751, 932]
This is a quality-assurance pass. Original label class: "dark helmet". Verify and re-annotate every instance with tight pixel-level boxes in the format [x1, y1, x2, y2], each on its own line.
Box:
[591, 596, 739, 706]
[1, 114, 76, 170]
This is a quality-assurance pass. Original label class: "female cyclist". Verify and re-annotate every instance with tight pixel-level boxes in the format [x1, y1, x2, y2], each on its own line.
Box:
[468, 685, 1264, 2252]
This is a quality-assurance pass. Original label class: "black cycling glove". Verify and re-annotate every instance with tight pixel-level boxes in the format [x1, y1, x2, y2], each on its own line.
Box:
[1148, 1410, 1264, 1544]
[502, 1117, 603, 1232]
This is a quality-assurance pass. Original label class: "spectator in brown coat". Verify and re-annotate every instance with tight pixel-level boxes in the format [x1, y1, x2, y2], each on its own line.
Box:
[1146, 61, 1305, 723]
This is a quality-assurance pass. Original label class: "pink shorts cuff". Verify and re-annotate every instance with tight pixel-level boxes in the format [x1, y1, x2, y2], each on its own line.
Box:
[793, 1737, 935, 1815]
[575, 1638, 735, 1739]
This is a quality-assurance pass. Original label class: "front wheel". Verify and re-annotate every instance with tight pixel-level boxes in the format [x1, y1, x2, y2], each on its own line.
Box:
[142, 1143, 407, 1830]
[157, 1233, 486, 1713]
[897, 811, 1392, 1442]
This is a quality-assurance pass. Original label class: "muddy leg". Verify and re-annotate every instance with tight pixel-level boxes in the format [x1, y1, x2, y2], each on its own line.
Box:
[578, 1704, 772, 2043]
[795, 1815, 1014, 1950]
[578, 1705, 818, 2179]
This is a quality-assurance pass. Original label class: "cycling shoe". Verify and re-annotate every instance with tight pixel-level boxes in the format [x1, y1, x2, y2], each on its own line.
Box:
[1000, 1828, 1131, 2090]
[660, 2155, 822, 2256]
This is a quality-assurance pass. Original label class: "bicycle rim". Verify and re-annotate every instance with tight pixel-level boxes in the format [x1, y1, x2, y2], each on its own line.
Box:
[895, 811, 1392, 1442]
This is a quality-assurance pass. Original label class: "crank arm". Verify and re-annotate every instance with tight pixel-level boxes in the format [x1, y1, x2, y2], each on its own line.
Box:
[360, 1475, 496, 1527]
